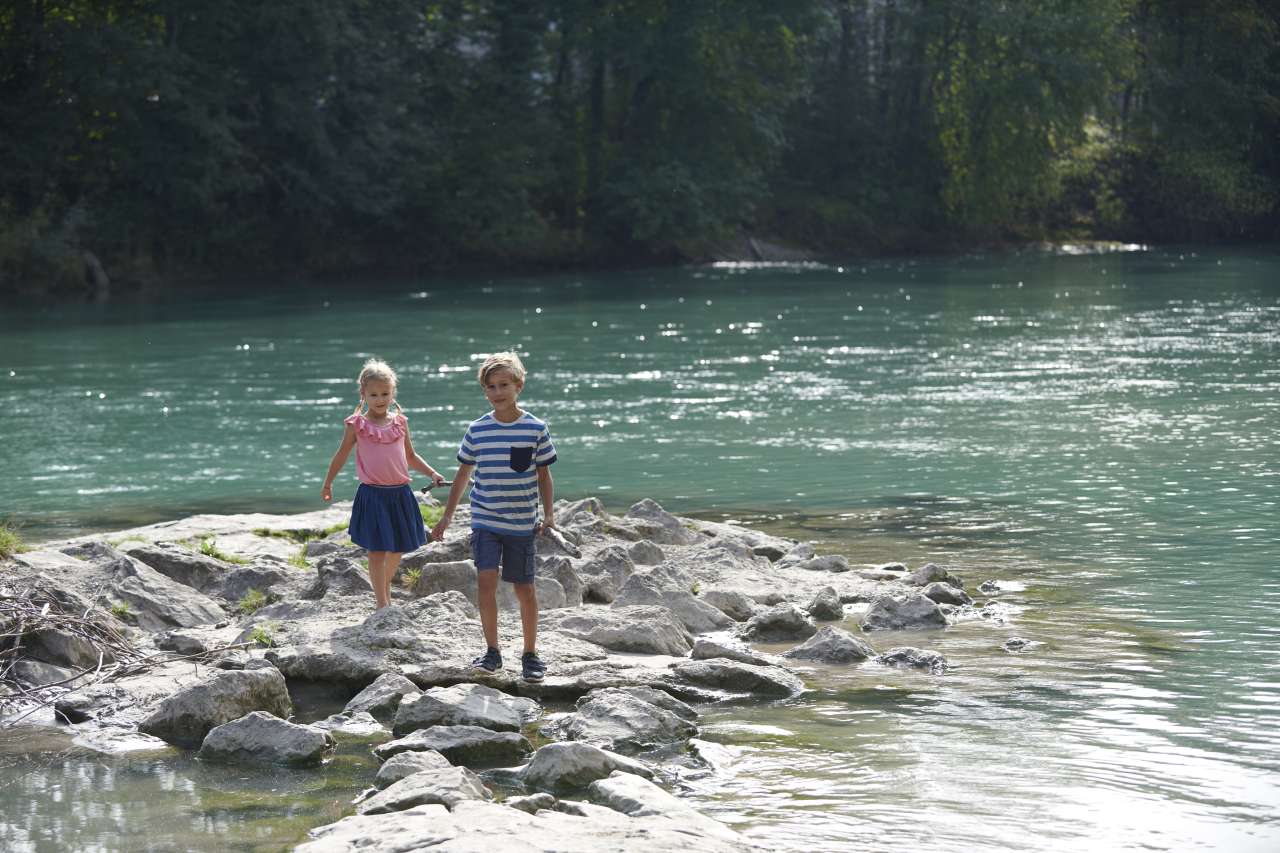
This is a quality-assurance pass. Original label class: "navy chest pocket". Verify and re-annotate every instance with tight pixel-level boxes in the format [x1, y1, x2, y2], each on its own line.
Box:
[509, 446, 534, 472]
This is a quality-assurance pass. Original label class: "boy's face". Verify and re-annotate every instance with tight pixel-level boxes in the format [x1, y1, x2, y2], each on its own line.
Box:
[483, 368, 523, 408]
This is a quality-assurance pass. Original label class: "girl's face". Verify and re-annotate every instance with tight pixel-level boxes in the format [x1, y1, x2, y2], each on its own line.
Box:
[362, 379, 395, 416]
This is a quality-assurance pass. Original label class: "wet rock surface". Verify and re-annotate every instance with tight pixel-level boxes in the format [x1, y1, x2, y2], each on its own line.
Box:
[4, 496, 1013, 849]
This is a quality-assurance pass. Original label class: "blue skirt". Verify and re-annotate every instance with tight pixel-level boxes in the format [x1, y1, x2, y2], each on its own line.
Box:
[349, 483, 427, 553]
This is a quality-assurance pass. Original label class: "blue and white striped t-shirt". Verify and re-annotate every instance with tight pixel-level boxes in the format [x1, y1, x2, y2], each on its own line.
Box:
[457, 411, 557, 535]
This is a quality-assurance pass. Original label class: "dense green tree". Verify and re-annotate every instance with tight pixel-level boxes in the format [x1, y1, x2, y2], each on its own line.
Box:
[1, 0, 1276, 294]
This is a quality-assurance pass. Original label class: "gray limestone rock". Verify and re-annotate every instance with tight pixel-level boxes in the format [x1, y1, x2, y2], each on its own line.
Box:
[12, 659, 81, 690]
[544, 606, 693, 656]
[303, 557, 374, 599]
[358, 765, 492, 814]
[110, 553, 228, 631]
[794, 555, 851, 573]
[1003, 636, 1032, 652]
[922, 581, 972, 606]
[344, 672, 420, 722]
[628, 540, 665, 566]
[562, 688, 698, 751]
[197, 711, 334, 766]
[783, 626, 876, 663]
[777, 542, 816, 566]
[805, 586, 844, 621]
[582, 572, 618, 604]
[689, 638, 775, 667]
[665, 659, 804, 700]
[411, 559, 477, 600]
[139, 666, 292, 748]
[700, 590, 757, 622]
[296, 799, 751, 853]
[521, 741, 653, 792]
[218, 565, 290, 604]
[123, 542, 227, 592]
[504, 793, 557, 814]
[875, 646, 949, 674]
[23, 627, 109, 669]
[393, 683, 531, 736]
[751, 543, 787, 562]
[156, 629, 211, 656]
[860, 594, 948, 632]
[310, 711, 386, 737]
[578, 546, 636, 591]
[373, 725, 532, 766]
[739, 603, 818, 642]
[53, 692, 97, 723]
[906, 562, 964, 589]
[539, 556, 584, 607]
[587, 771, 742, 842]
[624, 499, 701, 546]
[375, 749, 453, 789]
[400, 537, 471, 571]
[612, 573, 733, 634]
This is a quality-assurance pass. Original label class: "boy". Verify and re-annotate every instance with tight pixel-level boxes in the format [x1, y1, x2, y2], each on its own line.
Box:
[431, 352, 556, 682]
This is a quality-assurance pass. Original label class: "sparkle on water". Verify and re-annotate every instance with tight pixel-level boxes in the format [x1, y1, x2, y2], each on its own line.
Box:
[1, 246, 1278, 851]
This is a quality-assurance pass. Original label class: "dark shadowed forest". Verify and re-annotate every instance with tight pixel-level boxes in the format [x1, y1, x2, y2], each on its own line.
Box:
[2, 0, 1277, 295]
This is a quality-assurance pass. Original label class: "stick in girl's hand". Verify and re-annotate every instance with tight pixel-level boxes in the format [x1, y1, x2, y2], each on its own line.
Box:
[420, 482, 452, 493]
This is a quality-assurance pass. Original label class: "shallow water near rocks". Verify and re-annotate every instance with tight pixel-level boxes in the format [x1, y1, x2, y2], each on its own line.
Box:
[3, 246, 1279, 850]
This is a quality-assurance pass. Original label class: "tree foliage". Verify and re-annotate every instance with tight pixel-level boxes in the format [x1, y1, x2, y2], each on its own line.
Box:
[0, 0, 1276, 293]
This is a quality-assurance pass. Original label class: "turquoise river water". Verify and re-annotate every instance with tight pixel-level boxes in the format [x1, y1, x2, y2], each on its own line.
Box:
[1, 246, 1278, 851]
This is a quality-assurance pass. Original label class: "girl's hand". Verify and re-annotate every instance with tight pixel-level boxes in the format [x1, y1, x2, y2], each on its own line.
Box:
[321, 484, 333, 502]
[429, 471, 446, 488]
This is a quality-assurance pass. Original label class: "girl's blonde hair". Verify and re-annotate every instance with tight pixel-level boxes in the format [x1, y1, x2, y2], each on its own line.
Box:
[353, 358, 403, 416]
[477, 351, 527, 385]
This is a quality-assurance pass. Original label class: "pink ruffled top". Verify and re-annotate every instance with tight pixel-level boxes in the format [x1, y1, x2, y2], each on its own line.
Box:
[344, 413, 411, 486]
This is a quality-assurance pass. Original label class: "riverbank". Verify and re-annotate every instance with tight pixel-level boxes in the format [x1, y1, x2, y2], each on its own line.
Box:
[1, 497, 1007, 851]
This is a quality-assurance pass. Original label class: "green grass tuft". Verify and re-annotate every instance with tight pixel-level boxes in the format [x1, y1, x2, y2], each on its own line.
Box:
[110, 601, 131, 619]
[288, 546, 309, 569]
[238, 588, 268, 615]
[0, 521, 28, 559]
[248, 623, 276, 647]
[420, 504, 444, 528]
[402, 567, 421, 588]
[196, 535, 249, 564]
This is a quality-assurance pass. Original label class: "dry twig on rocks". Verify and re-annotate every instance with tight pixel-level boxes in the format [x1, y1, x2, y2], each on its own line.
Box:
[0, 581, 250, 728]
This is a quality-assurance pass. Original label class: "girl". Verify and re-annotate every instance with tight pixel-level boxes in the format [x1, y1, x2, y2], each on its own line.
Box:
[321, 358, 445, 609]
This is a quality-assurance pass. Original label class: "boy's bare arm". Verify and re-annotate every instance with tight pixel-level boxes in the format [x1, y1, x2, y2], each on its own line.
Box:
[537, 465, 555, 530]
[431, 463, 474, 540]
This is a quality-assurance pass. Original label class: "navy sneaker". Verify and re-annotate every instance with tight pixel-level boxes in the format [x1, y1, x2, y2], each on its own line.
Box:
[472, 647, 502, 673]
[521, 651, 546, 683]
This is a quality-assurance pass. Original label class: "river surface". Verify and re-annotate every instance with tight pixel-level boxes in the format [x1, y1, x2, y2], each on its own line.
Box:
[1, 246, 1278, 851]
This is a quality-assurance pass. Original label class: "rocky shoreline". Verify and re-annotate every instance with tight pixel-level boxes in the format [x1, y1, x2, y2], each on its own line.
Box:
[1, 497, 1018, 851]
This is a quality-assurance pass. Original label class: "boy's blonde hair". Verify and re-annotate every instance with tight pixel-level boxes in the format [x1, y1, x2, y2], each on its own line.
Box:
[477, 351, 526, 386]
[353, 358, 402, 415]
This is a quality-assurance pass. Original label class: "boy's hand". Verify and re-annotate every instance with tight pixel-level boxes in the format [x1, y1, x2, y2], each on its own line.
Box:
[430, 517, 450, 542]
[535, 519, 556, 535]
[321, 484, 333, 502]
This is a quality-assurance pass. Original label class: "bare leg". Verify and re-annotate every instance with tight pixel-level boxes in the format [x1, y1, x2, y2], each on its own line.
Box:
[476, 569, 500, 649]
[514, 582, 538, 653]
[382, 552, 403, 605]
[368, 552, 390, 609]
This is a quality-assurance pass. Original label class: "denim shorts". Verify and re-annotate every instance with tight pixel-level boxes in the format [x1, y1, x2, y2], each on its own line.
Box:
[471, 528, 536, 584]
